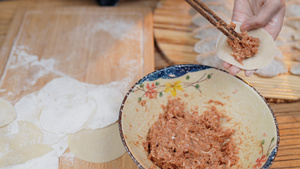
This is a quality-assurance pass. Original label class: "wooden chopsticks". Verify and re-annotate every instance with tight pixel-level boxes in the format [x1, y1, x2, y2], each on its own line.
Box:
[185, 0, 242, 41]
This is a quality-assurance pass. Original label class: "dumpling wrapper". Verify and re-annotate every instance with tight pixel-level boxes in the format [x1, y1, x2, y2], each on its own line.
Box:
[0, 121, 44, 153]
[68, 122, 125, 163]
[39, 93, 97, 134]
[85, 86, 124, 130]
[0, 98, 16, 127]
[4, 151, 58, 169]
[216, 22, 277, 70]
[0, 144, 53, 168]
[0, 121, 55, 168]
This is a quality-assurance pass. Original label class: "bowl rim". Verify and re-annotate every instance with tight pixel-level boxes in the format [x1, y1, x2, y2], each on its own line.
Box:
[118, 64, 280, 169]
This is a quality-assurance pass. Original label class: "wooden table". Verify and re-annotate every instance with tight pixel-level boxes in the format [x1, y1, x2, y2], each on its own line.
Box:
[0, 0, 299, 168]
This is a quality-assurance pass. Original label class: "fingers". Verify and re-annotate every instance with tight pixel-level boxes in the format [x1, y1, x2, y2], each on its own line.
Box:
[223, 62, 256, 76]
[223, 62, 231, 69]
[231, 0, 250, 23]
[223, 62, 241, 75]
[263, 6, 286, 39]
[229, 66, 241, 76]
[244, 70, 256, 77]
[240, 0, 285, 32]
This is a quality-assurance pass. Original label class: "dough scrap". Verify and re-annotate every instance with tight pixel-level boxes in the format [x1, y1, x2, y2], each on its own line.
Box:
[216, 22, 276, 70]
[0, 98, 16, 128]
[85, 86, 123, 130]
[0, 144, 53, 168]
[68, 122, 125, 163]
[39, 93, 96, 134]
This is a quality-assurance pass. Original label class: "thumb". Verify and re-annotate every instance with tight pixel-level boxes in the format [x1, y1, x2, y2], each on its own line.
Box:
[240, 16, 262, 32]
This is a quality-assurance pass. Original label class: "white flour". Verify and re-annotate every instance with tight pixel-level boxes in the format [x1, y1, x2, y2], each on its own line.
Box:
[90, 15, 140, 40]
[60, 152, 75, 165]
[4, 151, 58, 169]
[0, 11, 143, 168]
[6, 75, 134, 168]
[10, 46, 66, 85]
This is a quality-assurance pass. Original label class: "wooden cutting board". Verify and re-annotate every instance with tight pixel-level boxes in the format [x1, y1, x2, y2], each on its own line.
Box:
[154, 0, 300, 102]
[0, 7, 154, 169]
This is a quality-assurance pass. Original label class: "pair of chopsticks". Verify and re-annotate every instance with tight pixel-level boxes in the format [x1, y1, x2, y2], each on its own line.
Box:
[185, 0, 242, 41]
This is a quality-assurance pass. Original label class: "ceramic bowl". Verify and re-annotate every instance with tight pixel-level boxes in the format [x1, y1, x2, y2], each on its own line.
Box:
[118, 64, 279, 169]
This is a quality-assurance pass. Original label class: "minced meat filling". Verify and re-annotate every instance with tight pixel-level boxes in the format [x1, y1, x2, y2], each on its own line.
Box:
[143, 98, 239, 169]
[227, 23, 260, 64]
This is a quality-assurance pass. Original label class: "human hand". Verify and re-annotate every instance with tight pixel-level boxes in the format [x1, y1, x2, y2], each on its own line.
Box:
[224, 0, 286, 76]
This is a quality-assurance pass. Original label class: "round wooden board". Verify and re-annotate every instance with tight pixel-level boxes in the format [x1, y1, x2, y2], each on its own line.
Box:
[153, 0, 300, 102]
[154, 0, 199, 64]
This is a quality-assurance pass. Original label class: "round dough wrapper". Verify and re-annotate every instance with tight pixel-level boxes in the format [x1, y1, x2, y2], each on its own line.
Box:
[15, 92, 41, 124]
[38, 77, 87, 106]
[0, 144, 53, 168]
[0, 121, 43, 154]
[4, 151, 58, 169]
[68, 122, 125, 163]
[216, 22, 276, 70]
[0, 98, 16, 127]
[86, 86, 124, 130]
[39, 93, 97, 134]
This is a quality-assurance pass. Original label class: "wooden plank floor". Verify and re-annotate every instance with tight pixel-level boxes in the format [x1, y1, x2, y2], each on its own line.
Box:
[0, 0, 299, 168]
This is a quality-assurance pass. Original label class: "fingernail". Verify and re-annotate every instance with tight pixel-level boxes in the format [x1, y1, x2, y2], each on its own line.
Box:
[230, 67, 240, 75]
[245, 70, 255, 77]
[223, 62, 231, 69]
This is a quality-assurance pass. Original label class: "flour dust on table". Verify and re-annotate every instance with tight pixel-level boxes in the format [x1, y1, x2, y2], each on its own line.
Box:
[0, 76, 129, 168]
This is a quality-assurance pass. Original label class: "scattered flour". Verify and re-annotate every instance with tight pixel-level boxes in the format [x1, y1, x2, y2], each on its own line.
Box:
[9, 46, 66, 86]
[0, 11, 143, 169]
[60, 152, 75, 165]
[7, 76, 129, 168]
[3, 151, 58, 169]
[90, 15, 140, 40]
